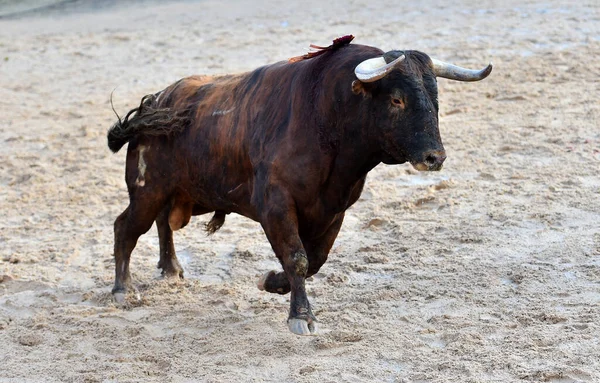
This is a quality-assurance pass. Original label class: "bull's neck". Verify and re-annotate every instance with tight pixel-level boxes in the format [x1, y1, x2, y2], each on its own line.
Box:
[339, 117, 382, 179]
[330, 86, 384, 181]
[305, 49, 385, 201]
[316, 119, 380, 215]
[322, 110, 380, 186]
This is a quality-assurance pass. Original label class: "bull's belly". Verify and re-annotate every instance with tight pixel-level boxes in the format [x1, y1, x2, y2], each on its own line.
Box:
[179, 173, 256, 220]
[185, 183, 343, 239]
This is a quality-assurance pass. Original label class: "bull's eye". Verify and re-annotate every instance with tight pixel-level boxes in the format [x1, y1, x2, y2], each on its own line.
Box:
[391, 97, 405, 109]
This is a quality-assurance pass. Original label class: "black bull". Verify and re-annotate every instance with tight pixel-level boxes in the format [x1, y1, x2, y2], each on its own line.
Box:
[107, 36, 492, 335]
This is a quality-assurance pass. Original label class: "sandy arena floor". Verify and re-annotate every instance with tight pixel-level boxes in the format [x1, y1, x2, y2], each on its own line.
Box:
[1, 0, 599, 382]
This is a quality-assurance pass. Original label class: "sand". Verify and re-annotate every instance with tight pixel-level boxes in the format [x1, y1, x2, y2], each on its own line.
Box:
[1, 0, 599, 382]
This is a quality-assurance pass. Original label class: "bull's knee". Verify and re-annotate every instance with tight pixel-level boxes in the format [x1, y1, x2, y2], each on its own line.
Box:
[291, 251, 308, 276]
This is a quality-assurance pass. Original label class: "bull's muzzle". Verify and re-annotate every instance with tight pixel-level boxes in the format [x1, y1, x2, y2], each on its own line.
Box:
[413, 150, 446, 171]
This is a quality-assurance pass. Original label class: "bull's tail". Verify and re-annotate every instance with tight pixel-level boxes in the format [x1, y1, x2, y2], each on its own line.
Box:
[205, 211, 226, 235]
[107, 93, 189, 153]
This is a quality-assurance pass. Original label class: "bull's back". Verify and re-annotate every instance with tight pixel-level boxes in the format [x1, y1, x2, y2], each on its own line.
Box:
[145, 60, 325, 218]
[148, 68, 295, 216]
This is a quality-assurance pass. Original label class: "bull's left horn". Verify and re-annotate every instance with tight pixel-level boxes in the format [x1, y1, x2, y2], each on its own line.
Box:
[431, 58, 493, 81]
[355, 55, 405, 82]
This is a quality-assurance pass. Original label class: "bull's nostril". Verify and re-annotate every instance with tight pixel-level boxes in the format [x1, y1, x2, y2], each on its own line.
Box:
[425, 155, 437, 165]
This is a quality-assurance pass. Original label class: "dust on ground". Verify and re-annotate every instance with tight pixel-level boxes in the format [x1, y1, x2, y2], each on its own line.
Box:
[1, 0, 599, 382]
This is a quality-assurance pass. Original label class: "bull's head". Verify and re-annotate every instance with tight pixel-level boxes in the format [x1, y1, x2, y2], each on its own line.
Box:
[352, 51, 492, 171]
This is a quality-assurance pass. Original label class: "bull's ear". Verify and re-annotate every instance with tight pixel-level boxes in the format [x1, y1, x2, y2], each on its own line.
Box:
[352, 80, 368, 96]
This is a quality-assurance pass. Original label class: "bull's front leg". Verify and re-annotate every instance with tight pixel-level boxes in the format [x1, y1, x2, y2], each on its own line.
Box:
[259, 187, 316, 336]
[258, 213, 345, 294]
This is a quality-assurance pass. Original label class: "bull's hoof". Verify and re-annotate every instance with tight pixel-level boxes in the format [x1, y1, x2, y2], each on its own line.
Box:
[112, 288, 141, 304]
[288, 318, 318, 336]
[257, 270, 291, 294]
[113, 291, 127, 304]
[161, 268, 184, 280]
[257, 270, 276, 291]
[158, 260, 184, 280]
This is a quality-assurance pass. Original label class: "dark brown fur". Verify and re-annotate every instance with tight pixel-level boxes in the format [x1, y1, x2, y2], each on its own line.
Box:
[108, 40, 449, 332]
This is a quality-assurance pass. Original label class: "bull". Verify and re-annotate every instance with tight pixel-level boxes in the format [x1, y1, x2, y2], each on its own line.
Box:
[107, 35, 492, 335]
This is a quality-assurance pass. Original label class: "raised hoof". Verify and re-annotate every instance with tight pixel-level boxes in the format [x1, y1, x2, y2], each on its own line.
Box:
[257, 270, 276, 291]
[288, 318, 318, 336]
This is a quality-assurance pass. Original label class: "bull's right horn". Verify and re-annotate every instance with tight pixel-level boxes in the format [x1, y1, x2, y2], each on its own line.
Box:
[354, 54, 405, 83]
[431, 58, 493, 82]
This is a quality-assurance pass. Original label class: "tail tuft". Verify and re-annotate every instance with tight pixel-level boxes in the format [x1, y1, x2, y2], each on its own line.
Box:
[107, 93, 189, 153]
[205, 211, 226, 235]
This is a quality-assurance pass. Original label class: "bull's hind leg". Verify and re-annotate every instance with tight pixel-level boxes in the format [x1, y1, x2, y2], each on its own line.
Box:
[156, 205, 184, 279]
[156, 202, 214, 278]
[257, 270, 290, 294]
[112, 199, 165, 303]
[258, 214, 344, 294]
